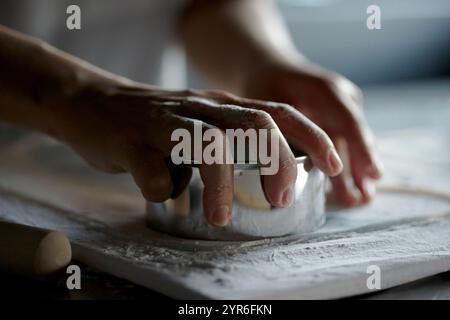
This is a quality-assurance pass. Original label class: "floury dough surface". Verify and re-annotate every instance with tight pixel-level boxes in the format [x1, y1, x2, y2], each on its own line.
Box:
[233, 169, 271, 210]
[147, 164, 326, 240]
[0, 80, 449, 298]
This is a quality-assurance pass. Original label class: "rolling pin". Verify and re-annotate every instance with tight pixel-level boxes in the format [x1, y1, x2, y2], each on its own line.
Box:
[0, 220, 72, 278]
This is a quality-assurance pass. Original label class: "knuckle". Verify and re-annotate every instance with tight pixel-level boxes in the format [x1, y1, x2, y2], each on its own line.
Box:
[267, 102, 296, 120]
[208, 89, 235, 100]
[243, 109, 273, 128]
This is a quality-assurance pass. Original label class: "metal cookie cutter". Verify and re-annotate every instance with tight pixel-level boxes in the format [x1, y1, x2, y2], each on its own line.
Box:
[146, 156, 326, 240]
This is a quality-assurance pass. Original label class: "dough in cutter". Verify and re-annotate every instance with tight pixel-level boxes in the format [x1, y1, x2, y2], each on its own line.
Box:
[233, 169, 271, 210]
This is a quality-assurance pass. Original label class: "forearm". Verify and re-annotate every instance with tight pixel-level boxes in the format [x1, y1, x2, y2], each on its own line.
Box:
[181, 0, 304, 94]
[0, 25, 131, 136]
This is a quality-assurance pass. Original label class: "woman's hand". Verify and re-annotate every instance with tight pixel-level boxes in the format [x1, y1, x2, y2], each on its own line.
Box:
[0, 25, 342, 228]
[242, 59, 383, 206]
[181, 0, 381, 207]
[54, 80, 343, 226]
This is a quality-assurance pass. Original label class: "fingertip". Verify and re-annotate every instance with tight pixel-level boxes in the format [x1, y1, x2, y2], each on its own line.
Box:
[367, 160, 384, 180]
[303, 158, 313, 172]
[281, 184, 295, 207]
[263, 173, 296, 208]
[262, 150, 297, 208]
[327, 148, 344, 177]
[207, 205, 231, 227]
[328, 188, 360, 207]
[340, 189, 361, 207]
[199, 163, 234, 227]
[131, 163, 173, 203]
[330, 174, 362, 207]
[139, 177, 173, 203]
[345, 198, 359, 207]
[359, 179, 377, 203]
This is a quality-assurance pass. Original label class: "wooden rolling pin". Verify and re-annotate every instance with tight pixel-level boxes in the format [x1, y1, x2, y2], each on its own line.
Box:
[0, 220, 72, 278]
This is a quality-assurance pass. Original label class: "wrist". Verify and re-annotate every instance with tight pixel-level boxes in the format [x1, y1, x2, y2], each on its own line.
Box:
[239, 50, 309, 95]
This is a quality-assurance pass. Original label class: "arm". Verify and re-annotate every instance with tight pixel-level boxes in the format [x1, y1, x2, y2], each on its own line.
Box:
[0, 26, 128, 134]
[181, 0, 383, 206]
[181, 0, 299, 94]
[0, 25, 341, 226]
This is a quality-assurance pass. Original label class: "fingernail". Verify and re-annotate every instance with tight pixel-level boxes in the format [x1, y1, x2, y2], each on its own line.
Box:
[363, 179, 376, 200]
[369, 160, 384, 179]
[327, 149, 343, 175]
[349, 186, 363, 206]
[281, 185, 294, 207]
[303, 158, 313, 172]
[367, 151, 384, 179]
[211, 205, 231, 227]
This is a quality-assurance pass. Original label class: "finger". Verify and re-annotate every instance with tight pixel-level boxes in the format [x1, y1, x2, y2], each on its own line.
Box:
[334, 94, 383, 180]
[328, 137, 361, 207]
[126, 146, 173, 202]
[144, 111, 217, 160]
[234, 98, 344, 178]
[176, 100, 297, 208]
[142, 110, 234, 225]
[303, 157, 313, 172]
[333, 95, 382, 203]
[199, 162, 234, 227]
[209, 87, 376, 205]
[351, 163, 377, 204]
[165, 160, 193, 199]
[195, 122, 234, 227]
[329, 174, 361, 207]
[206, 93, 339, 179]
[237, 108, 297, 208]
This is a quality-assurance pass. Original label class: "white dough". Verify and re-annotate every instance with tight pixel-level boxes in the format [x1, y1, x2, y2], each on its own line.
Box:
[233, 169, 271, 210]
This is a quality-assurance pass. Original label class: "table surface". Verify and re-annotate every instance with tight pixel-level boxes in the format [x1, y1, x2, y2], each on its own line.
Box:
[0, 77, 449, 299]
[2, 262, 450, 300]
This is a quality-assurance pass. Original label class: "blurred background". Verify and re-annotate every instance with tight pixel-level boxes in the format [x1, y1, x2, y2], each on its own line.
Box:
[279, 0, 450, 84]
[1, 0, 449, 145]
[2, 0, 449, 88]
[188, 0, 450, 87]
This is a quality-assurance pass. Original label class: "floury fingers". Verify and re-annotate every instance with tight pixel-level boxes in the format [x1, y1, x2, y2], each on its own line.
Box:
[170, 120, 281, 176]
[146, 155, 326, 240]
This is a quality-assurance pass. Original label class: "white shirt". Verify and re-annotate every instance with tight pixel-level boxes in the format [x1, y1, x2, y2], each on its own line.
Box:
[0, 0, 188, 87]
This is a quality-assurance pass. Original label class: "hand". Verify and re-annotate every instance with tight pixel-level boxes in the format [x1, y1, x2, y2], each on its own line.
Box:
[53, 80, 343, 226]
[242, 59, 383, 206]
